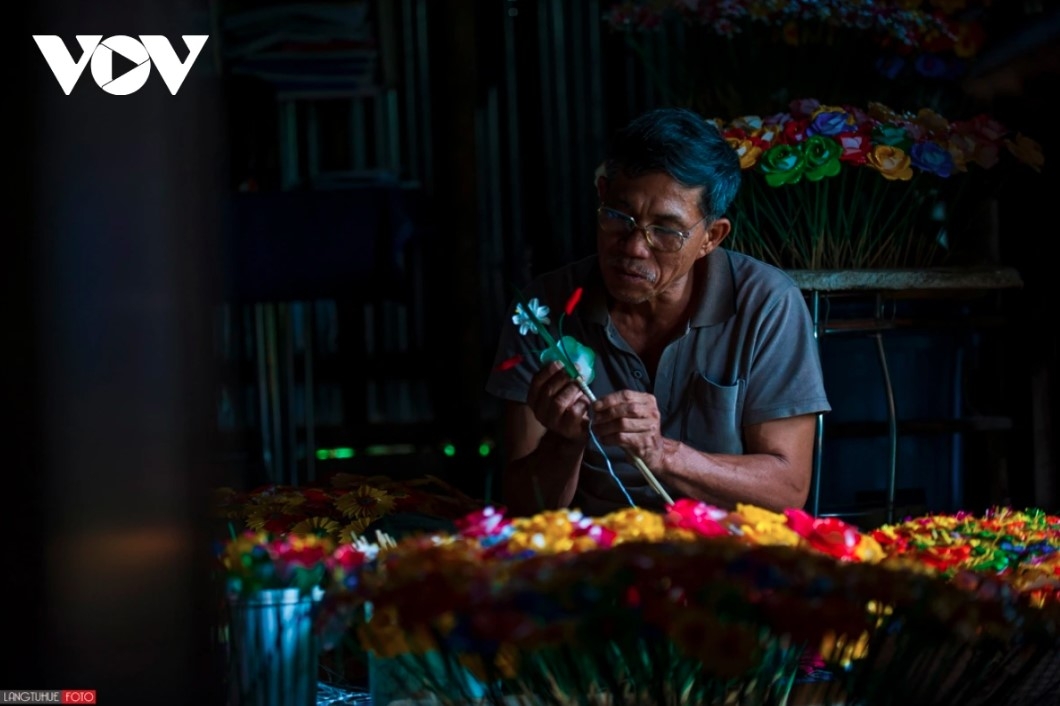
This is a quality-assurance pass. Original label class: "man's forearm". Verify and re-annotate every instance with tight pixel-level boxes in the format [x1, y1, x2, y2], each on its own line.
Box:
[658, 441, 810, 512]
[501, 431, 586, 515]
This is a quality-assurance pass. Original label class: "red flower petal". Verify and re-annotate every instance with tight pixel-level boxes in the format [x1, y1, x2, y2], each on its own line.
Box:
[564, 287, 584, 316]
[495, 355, 524, 372]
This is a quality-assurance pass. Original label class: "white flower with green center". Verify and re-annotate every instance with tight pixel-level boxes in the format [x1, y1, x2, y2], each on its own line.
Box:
[513, 298, 551, 335]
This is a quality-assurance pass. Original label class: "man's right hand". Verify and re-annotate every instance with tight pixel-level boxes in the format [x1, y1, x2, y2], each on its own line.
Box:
[526, 361, 591, 443]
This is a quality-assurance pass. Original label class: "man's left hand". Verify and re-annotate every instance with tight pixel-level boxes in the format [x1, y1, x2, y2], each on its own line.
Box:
[590, 390, 672, 470]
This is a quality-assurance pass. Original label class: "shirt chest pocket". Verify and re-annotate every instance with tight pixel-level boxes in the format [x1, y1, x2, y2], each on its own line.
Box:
[680, 374, 745, 454]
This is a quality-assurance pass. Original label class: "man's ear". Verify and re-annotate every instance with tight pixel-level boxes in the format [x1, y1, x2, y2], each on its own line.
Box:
[698, 218, 731, 257]
[595, 165, 608, 201]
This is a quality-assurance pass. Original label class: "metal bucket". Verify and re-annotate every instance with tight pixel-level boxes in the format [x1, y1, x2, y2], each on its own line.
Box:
[227, 588, 319, 706]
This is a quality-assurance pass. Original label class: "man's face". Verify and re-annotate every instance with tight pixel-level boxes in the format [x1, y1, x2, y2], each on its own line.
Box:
[596, 170, 727, 305]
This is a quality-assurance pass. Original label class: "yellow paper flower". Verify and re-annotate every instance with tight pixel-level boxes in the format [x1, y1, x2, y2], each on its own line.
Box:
[1006, 133, 1044, 172]
[852, 533, 886, 562]
[280, 494, 308, 514]
[727, 136, 764, 170]
[289, 516, 341, 538]
[599, 507, 668, 543]
[914, 108, 949, 134]
[340, 517, 375, 542]
[866, 145, 914, 180]
[508, 510, 577, 554]
[735, 503, 786, 526]
[743, 521, 801, 547]
[336, 485, 397, 519]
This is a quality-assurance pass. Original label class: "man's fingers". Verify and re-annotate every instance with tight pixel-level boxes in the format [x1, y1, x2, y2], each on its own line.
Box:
[592, 415, 655, 438]
[527, 362, 569, 407]
[592, 400, 658, 425]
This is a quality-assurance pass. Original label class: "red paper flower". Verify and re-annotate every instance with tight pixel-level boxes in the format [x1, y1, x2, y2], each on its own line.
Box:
[495, 354, 524, 372]
[564, 287, 584, 315]
[666, 499, 730, 538]
[456, 505, 512, 538]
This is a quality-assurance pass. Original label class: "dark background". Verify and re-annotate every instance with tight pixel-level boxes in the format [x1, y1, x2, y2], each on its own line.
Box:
[7, 0, 1059, 703]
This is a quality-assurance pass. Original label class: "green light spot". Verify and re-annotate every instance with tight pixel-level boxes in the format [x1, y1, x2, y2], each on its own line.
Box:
[478, 443, 491, 457]
[443, 444, 456, 457]
[316, 447, 355, 460]
[365, 444, 416, 456]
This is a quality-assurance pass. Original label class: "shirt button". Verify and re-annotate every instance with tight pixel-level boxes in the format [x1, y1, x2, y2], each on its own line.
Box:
[633, 370, 643, 379]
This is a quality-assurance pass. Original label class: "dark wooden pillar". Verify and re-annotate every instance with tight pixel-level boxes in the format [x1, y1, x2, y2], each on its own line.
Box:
[21, 2, 225, 702]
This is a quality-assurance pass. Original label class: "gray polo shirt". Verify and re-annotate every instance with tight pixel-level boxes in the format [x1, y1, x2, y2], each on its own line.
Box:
[485, 248, 830, 516]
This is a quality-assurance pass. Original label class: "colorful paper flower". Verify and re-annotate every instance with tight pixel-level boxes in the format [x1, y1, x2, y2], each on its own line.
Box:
[512, 298, 550, 335]
[503, 288, 597, 387]
[336, 485, 397, 519]
[758, 143, 807, 186]
[866, 144, 914, 180]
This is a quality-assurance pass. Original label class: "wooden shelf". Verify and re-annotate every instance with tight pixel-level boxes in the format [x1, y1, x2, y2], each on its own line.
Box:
[788, 266, 1023, 293]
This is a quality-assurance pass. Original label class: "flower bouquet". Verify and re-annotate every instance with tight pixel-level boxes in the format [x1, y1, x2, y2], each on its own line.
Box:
[338, 501, 1060, 706]
[716, 98, 1043, 269]
[215, 531, 380, 706]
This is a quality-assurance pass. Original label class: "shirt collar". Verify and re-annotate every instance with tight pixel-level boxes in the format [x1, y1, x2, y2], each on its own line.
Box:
[690, 247, 735, 328]
[582, 249, 735, 328]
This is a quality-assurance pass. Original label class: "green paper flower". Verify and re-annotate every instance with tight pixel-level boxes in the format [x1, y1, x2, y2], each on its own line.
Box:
[802, 135, 842, 181]
[758, 144, 806, 186]
[540, 336, 596, 384]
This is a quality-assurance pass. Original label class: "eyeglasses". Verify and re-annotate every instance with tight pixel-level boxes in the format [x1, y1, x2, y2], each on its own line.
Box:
[596, 206, 708, 253]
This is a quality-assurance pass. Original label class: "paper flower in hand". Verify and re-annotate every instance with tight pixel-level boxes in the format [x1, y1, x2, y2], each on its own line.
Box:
[499, 287, 596, 385]
[540, 336, 596, 384]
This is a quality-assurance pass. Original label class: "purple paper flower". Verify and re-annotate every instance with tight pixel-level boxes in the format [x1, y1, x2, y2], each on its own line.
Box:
[807, 110, 856, 137]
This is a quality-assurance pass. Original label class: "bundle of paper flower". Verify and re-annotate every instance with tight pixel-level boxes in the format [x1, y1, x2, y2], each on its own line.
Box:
[216, 527, 393, 654]
[711, 97, 1043, 268]
[603, 0, 988, 58]
[211, 472, 484, 542]
[873, 507, 1060, 608]
[345, 501, 1059, 705]
[718, 97, 1042, 183]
